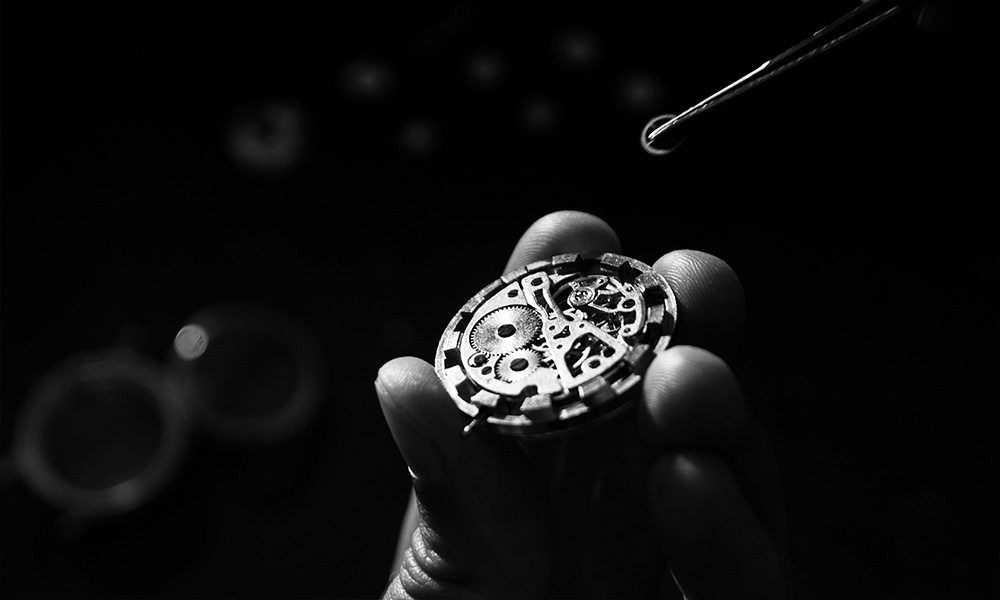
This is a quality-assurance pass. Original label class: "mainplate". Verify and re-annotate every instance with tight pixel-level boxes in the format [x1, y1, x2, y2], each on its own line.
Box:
[435, 252, 677, 437]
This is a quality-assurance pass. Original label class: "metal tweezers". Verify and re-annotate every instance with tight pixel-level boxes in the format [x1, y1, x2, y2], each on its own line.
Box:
[641, 0, 918, 155]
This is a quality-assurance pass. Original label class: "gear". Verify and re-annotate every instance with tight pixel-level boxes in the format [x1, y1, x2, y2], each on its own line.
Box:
[495, 349, 543, 382]
[436, 252, 677, 438]
[469, 305, 542, 356]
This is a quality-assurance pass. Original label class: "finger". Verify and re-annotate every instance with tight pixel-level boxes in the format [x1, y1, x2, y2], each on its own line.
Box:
[653, 249, 746, 365]
[638, 346, 790, 596]
[376, 357, 550, 599]
[386, 213, 614, 582]
[504, 210, 622, 272]
[648, 449, 792, 600]
[638, 346, 788, 552]
[389, 489, 419, 579]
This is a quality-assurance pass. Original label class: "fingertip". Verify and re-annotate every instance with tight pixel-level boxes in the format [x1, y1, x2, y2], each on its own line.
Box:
[638, 345, 751, 454]
[375, 356, 457, 482]
[653, 250, 746, 363]
[376, 356, 440, 406]
[640, 346, 790, 560]
[505, 210, 622, 272]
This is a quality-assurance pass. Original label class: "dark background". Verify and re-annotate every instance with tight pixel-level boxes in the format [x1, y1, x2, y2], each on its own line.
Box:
[1, 1, 994, 598]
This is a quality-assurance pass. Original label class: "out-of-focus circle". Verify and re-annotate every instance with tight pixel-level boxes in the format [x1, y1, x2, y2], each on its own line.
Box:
[463, 48, 506, 90]
[398, 119, 438, 157]
[174, 324, 209, 360]
[522, 97, 559, 132]
[13, 350, 191, 518]
[341, 59, 395, 101]
[552, 28, 603, 71]
[227, 100, 308, 175]
[617, 72, 667, 113]
[170, 305, 326, 445]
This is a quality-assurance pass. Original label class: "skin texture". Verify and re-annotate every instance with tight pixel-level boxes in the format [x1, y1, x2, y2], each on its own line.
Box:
[376, 210, 791, 599]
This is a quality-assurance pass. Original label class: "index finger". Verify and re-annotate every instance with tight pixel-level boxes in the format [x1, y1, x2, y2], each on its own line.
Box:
[504, 210, 622, 273]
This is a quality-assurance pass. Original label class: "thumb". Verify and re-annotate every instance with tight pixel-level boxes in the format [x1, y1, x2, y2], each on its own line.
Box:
[376, 357, 551, 599]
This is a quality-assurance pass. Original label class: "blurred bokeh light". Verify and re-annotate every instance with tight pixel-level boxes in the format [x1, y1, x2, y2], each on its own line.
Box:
[397, 118, 438, 157]
[616, 71, 669, 114]
[521, 96, 559, 133]
[170, 306, 326, 445]
[552, 27, 604, 71]
[463, 47, 507, 90]
[341, 58, 396, 102]
[226, 100, 308, 175]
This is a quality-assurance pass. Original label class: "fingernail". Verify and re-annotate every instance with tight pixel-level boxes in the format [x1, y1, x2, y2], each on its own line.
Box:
[375, 377, 447, 482]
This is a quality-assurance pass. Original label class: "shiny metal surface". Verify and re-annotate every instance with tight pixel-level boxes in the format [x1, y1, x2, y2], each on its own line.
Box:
[642, 0, 918, 154]
[436, 252, 677, 438]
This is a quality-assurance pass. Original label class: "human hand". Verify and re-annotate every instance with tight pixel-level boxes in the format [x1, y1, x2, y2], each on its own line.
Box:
[376, 211, 791, 599]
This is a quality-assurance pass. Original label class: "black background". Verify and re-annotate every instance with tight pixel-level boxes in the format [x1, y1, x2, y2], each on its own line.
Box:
[1, 1, 995, 598]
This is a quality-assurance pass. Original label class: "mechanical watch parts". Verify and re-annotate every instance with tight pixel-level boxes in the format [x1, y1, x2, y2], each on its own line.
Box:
[435, 252, 677, 438]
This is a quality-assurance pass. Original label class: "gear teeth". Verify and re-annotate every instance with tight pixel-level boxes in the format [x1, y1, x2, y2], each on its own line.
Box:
[495, 349, 543, 382]
[469, 305, 542, 356]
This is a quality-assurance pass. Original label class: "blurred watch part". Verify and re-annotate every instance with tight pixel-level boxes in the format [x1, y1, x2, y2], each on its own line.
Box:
[12, 349, 192, 521]
[226, 99, 309, 176]
[169, 304, 326, 446]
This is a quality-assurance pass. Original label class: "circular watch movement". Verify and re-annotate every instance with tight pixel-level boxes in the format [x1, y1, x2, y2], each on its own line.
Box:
[435, 252, 677, 438]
